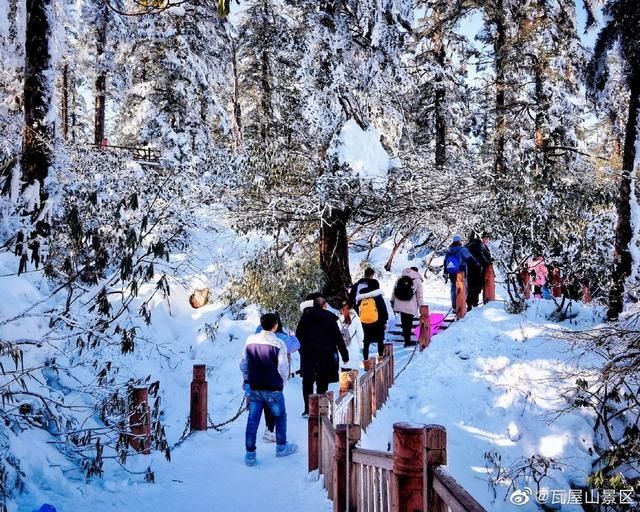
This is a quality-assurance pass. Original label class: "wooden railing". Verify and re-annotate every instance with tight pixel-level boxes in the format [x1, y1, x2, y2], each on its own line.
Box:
[89, 143, 162, 163]
[308, 345, 485, 512]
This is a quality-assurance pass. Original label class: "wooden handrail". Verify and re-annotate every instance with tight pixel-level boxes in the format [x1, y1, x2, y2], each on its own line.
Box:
[89, 143, 162, 162]
[308, 346, 485, 512]
[433, 467, 486, 512]
[351, 448, 394, 470]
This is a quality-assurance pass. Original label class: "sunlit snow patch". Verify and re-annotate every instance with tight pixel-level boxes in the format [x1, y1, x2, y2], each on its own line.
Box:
[332, 118, 391, 190]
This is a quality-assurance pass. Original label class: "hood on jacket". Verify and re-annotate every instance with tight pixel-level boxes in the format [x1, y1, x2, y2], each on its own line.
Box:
[299, 299, 314, 312]
[402, 267, 423, 281]
[356, 289, 384, 303]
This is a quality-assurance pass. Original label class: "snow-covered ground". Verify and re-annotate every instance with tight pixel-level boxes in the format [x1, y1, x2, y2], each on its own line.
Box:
[3, 238, 605, 512]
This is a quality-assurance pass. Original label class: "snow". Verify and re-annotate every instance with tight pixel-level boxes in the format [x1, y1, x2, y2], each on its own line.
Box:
[355, 261, 602, 512]
[332, 119, 391, 190]
[1, 228, 610, 512]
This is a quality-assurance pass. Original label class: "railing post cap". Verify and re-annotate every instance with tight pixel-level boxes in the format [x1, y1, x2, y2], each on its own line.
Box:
[132, 386, 148, 398]
[393, 422, 427, 433]
[308, 394, 322, 416]
[193, 364, 206, 380]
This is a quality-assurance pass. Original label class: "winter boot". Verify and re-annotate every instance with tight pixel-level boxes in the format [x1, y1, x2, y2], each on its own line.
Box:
[245, 451, 257, 466]
[275, 442, 298, 458]
[262, 429, 276, 443]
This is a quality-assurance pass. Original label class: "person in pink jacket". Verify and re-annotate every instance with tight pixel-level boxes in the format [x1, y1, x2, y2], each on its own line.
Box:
[529, 255, 548, 299]
[391, 267, 424, 347]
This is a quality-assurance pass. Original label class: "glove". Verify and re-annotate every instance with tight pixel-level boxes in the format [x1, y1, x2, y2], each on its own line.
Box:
[242, 382, 250, 396]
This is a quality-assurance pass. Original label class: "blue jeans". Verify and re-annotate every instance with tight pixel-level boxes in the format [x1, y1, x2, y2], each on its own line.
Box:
[245, 390, 287, 452]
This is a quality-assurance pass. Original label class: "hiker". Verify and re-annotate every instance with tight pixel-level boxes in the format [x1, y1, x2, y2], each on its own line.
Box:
[348, 268, 380, 309]
[548, 262, 563, 298]
[391, 266, 424, 346]
[337, 300, 364, 369]
[465, 233, 492, 310]
[529, 255, 548, 299]
[443, 234, 480, 311]
[254, 312, 300, 443]
[355, 280, 389, 360]
[240, 313, 298, 466]
[296, 296, 349, 417]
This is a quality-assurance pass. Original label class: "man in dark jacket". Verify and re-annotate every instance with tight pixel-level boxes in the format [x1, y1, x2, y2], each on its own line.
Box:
[240, 313, 298, 466]
[444, 234, 480, 311]
[296, 296, 349, 416]
[348, 268, 379, 309]
[465, 233, 492, 310]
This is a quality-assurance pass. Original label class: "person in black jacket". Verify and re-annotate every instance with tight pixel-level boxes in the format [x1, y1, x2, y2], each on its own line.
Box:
[465, 233, 492, 310]
[348, 268, 380, 309]
[296, 296, 349, 416]
[355, 280, 389, 360]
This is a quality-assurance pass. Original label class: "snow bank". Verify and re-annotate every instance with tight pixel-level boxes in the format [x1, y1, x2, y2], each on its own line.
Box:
[360, 300, 602, 512]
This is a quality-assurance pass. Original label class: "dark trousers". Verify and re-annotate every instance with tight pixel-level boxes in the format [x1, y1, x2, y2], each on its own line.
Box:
[400, 312, 414, 346]
[302, 375, 329, 414]
[467, 269, 484, 310]
[264, 407, 275, 432]
[363, 339, 384, 360]
[362, 323, 385, 360]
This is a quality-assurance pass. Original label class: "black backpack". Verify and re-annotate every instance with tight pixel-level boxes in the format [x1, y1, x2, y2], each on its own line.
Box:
[394, 276, 414, 301]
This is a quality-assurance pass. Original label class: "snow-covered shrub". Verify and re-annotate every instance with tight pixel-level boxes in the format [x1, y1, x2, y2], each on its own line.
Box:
[558, 319, 640, 508]
[229, 248, 325, 327]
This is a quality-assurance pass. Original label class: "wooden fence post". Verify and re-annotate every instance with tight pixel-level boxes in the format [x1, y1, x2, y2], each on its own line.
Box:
[384, 342, 394, 385]
[520, 269, 531, 299]
[418, 305, 430, 351]
[190, 364, 208, 431]
[371, 360, 378, 415]
[393, 422, 426, 512]
[483, 263, 496, 303]
[363, 357, 376, 371]
[425, 425, 447, 512]
[340, 370, 358, 396]
[550, 268, 562, 297]
[334, 424, 361, 512]
[130, 386, 151, 454]
[455, 271, 467, 320]
[582, 283, 592, 304]
[308, 394, 321, 472]
[326, 390, 335, 423]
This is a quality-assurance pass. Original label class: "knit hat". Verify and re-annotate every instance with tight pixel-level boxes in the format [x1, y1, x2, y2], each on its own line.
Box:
[452, 234, 462, 243]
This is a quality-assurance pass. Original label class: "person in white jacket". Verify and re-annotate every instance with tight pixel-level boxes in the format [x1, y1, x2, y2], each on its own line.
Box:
[337, 300, 365, 369]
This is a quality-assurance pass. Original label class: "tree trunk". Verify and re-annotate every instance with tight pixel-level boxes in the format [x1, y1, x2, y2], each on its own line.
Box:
[61, 63, 69, 140]
[607, 81, 640, 320]
[493, 1, 506, 176]
[22, 0, 53, 195]
[433, 2, 446, 169]
[320, 209, 352, 299]
[231, 39, 244, 154]
[94, 8, 108, 145]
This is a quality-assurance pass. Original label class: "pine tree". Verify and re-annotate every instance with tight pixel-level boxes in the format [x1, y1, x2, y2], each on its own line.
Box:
[587, 0, 640, 320]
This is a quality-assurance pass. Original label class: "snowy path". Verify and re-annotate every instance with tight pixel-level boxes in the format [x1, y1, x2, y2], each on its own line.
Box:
[18, 376, 333, 512]
[13, 248, 600, 512]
